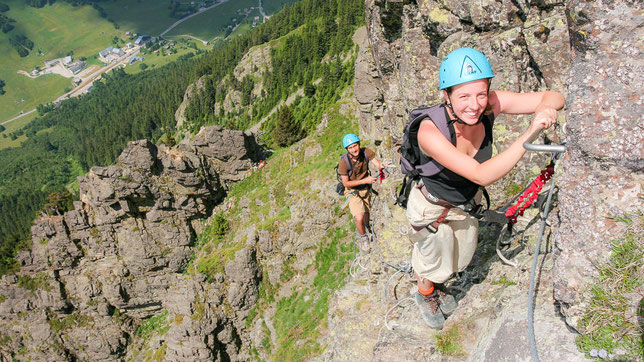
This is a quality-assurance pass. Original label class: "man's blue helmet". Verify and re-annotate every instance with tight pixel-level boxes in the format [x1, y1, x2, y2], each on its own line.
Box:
[342, 133, 360, 148]
[439, 47, 495, 90]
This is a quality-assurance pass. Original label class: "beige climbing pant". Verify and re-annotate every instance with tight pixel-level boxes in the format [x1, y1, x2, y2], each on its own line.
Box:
[406, 183, 480, 284]
[345, 187, 371, 216]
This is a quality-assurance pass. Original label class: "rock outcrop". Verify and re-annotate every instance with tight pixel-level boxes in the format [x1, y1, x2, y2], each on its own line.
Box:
[218, 43, 272, 116]
[553, 0, 643, 328]
[0, 126, 263, 361]
[175, 76, 206, 129]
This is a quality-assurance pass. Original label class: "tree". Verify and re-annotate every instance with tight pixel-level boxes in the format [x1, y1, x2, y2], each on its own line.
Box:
[139, 63, 148, 70]
[42, 192, 73, 216]
[0, 13, 14, 33]
[9, 34, 34, 57]
[272, 106, 305, 147]
[0, 78, 5, 95]
[0, 3, 10, 12]
[25, 0, 47, 8]
[304, 82, 315, 97]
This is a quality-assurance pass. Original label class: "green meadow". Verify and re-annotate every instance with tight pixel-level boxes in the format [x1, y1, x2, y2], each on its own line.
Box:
[0, 111, 38, 150]
[99, 0, 178, 36]
[165, 0, 258, 41]
[124, 40, 210, 75]
[0, 1, 119, 122]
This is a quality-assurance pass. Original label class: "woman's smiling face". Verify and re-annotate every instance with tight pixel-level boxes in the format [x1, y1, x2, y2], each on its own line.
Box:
[443, 78, 489, 125]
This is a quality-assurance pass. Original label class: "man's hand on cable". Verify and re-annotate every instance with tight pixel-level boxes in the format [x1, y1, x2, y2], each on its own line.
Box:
[363, 176, 378, 185]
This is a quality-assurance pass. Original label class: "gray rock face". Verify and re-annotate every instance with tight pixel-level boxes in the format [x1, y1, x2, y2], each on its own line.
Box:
[553, 0, 644, 328]
[225, 248, 261, 313]
[175, 76, 206, 129]
[187, 125, 264, 185]
[0, 126, 263, 361]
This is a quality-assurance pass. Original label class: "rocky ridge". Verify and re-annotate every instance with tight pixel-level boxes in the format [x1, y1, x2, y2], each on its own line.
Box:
[0, 126, 264, 361]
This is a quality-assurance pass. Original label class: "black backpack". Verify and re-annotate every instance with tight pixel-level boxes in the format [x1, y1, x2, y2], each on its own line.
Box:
[395, 104, 453, 208]
[334, 149, 369, 195]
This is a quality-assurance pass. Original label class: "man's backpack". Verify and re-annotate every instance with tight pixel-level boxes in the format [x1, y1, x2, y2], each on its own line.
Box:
[334, 149, 369, 195]
[396, 104, 454, 208]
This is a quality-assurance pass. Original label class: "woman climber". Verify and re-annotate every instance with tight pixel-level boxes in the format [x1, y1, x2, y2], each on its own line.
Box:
[406, 47, 564, 329]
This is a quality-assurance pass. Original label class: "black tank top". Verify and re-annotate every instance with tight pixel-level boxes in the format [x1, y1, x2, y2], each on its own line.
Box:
[421, 114, 495, 205]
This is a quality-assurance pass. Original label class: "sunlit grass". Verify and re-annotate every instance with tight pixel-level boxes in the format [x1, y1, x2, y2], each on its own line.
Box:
[0, 111, 38, 150]
[576, 213, 643, 360]
[165, 0, 257, 41]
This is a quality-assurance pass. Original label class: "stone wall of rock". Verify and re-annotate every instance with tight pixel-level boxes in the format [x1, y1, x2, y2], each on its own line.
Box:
[0, 126, 264, 361]
[218, 44, 272, 116]
[553, 0, 643, 328]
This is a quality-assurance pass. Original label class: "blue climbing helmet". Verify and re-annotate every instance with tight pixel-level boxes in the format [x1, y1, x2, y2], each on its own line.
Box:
[439, 47, 495, 90]
[342, 133, 360, 148]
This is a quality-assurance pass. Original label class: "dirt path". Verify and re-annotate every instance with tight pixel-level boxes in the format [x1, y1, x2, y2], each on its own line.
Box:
[168, 34, 208, 44]
[258, 0, 270, 21]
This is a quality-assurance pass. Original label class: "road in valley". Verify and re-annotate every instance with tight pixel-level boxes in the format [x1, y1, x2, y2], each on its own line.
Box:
[1, 109, 36, 126]
[160, 0, 231, 38]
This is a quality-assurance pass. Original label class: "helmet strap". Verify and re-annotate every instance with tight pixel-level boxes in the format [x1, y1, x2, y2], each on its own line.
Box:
[444, 100, 470, 125]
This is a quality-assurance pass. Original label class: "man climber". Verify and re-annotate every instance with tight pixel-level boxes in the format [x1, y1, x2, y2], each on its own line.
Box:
[338, 133, 389, 251]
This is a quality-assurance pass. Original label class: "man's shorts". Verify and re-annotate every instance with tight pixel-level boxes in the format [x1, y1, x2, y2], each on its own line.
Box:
[344, 187, 371, 216]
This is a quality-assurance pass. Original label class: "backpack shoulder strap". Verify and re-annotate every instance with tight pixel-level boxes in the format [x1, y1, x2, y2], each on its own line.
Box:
[361, 148, 369, 164]
[405, 104, 454, 177]
[341, 152, 355, 178]
[409, 103, 452, 142]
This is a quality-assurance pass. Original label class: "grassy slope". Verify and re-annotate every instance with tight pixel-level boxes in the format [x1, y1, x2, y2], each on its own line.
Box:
[124, 40, 210, 75]
[165, 0, 257, 40]
[193, 95, 360, 359]
[0, 111, 37, 150]
[99, 0, 178, 36]
[0, 1, 118, 122]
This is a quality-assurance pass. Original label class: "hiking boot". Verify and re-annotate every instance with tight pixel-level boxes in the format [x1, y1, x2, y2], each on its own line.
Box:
[414, 290, 445, 329]
[356, 234, 371, 253]
[435, 285, 457, 316]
